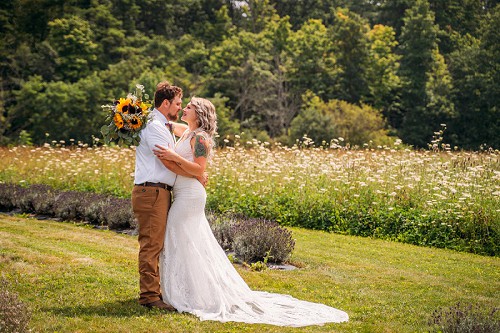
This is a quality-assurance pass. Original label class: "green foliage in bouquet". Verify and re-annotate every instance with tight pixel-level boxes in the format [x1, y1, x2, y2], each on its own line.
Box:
[101, 84, 152, 146]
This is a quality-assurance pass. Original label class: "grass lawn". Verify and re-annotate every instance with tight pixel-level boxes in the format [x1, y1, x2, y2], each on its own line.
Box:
[1, 214, 499, 333]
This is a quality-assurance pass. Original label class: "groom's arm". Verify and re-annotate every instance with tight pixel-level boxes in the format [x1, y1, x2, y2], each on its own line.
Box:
[159, 159, 208, 187]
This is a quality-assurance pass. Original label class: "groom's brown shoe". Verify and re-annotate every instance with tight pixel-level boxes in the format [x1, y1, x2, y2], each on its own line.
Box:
[141, 300, 176, 311]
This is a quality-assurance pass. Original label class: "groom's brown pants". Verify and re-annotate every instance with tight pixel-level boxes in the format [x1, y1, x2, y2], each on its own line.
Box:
[132, 185, 171, 305]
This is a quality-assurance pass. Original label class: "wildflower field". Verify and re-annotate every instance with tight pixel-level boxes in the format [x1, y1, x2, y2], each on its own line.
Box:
[1, 141, 499, 255]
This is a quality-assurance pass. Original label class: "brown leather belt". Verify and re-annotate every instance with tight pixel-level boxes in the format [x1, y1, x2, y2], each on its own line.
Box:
[135, 182, 173, 191]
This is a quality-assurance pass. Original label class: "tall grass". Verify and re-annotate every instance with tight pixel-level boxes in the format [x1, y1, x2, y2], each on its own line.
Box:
[1, 140, 499, 254]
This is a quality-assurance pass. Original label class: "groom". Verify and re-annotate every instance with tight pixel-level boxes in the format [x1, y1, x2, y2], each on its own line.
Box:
[131, 81, 183, 310]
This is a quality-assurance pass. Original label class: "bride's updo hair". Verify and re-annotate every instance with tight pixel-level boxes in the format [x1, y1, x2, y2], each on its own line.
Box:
[191, 97, 217, 138]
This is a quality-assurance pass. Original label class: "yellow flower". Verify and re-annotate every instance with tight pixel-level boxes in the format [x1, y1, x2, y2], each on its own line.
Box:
[137, 102, 149, 112]
[113, 113, 124, 129]
[129, 115, 142, 130]
[116, 98, 132, 113]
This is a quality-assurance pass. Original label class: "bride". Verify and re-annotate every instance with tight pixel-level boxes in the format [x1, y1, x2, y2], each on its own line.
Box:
[153, 97, 348, 327]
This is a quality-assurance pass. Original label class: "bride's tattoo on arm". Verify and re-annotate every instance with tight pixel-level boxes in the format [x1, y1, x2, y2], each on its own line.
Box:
[194, 135, 208, 158]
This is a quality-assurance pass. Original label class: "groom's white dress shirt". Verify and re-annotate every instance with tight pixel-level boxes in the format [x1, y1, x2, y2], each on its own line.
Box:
[134, 108, 177, 186]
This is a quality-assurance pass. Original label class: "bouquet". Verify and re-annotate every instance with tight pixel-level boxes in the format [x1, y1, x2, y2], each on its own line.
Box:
[101, 84, 152, 146]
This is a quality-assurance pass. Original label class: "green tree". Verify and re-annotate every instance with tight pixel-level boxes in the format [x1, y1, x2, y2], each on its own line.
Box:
[236, 0, 277, 33]
[188, 3, 235, 45]
[208, 14, 298, 138]
[326, 100, 393, 147]
[10, 74, 106, 144]
[1, 0, 498, 148]
[447, 5, 500, 149]
[175, 34, 209, 78]
[287, 19, 339, 102]
[10, 0, 69, 41]
[429, 0, 489, 37]
[86, 1, 128, 66]
[46, 16, 98, 82]
[262, 16, 299, 136]
[398, 0, 455, 147]
[428, 0, 493, 55]
[98, 54, 153, 99]
[270, 0, 381, 28]
[425, 49, 455, 122]
[329, 8, 371, 103]
[209, 93, 240, 146]
[366, 24, 402, 129]
[270, 0, 336, 29]
[378, 0, 414, 37]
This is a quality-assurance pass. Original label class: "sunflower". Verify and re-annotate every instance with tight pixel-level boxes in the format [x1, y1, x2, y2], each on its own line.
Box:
[137, 101, 149, 113]
[113, 112, 124, 129]
[128, 115, 142, 130]
[116, 98, 132, 113]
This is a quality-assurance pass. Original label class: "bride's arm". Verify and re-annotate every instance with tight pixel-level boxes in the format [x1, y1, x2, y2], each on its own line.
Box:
[160, 159, 192, 177]
[153, 134, 209, 177]
[156, 153, 208, 186]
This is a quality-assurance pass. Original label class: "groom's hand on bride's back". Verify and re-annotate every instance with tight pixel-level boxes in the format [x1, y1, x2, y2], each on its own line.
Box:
[197, 172, 208, 187]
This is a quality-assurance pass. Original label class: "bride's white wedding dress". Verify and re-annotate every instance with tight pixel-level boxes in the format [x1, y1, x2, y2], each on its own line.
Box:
[159, 132, 348, 327]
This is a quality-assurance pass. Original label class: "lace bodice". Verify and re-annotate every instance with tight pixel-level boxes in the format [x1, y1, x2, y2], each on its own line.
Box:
[174, 130, 196, 162]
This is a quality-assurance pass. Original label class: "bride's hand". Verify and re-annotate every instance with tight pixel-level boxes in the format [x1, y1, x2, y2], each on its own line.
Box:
[153, 144, 179, 162]
[196, 172, 208, 187]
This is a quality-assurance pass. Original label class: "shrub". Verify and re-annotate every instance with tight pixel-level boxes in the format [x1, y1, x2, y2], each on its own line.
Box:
[208, 213, 296, 264]
[14, 187, 38, 214]
[101, 197, 135, 230]
[83, 194, 113, 225]
[25, 184, 58, 216]
[52, 191, 89, 221]
[231, 218, 295, 264]
[0, 278, 31, 333]
[0, 184, 59, 215]
[0, 182, 137, 230]
[289, 92, 393, 147]
[429, 302, 500, 333]
[0, 183, 24, 211]
[207, 212, 238, 251]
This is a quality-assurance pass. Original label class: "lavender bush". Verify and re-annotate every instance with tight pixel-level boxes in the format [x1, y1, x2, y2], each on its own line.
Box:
[429, 302, 500, 333]
[52, 191, 90, 221]
[0, 183, 135, 231]
[82, 194, 111, 225]
[0, 183, 27, 211]
[231, 217, 295, 264]
[207, 212, 238, 251]
[0, 278, 31, 333]
[26, 184, 57, 215]
[101, 197, 135, 229]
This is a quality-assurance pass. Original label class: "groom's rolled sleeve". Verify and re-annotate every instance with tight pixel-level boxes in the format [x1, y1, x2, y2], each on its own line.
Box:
[146, 121, 172, 152]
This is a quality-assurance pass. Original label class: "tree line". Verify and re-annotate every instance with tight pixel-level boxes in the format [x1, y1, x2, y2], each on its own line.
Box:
[0, 0, 498, 149]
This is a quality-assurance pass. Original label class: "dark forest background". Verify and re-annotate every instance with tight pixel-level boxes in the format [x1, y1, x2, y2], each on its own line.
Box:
[0, 0, 498, 149]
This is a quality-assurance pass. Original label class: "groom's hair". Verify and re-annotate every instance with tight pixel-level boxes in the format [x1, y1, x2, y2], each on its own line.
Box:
[154, 81, 183, 108]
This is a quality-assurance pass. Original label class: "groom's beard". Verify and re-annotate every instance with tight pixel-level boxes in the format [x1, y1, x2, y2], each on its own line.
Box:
[166, 113, 178, 121]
